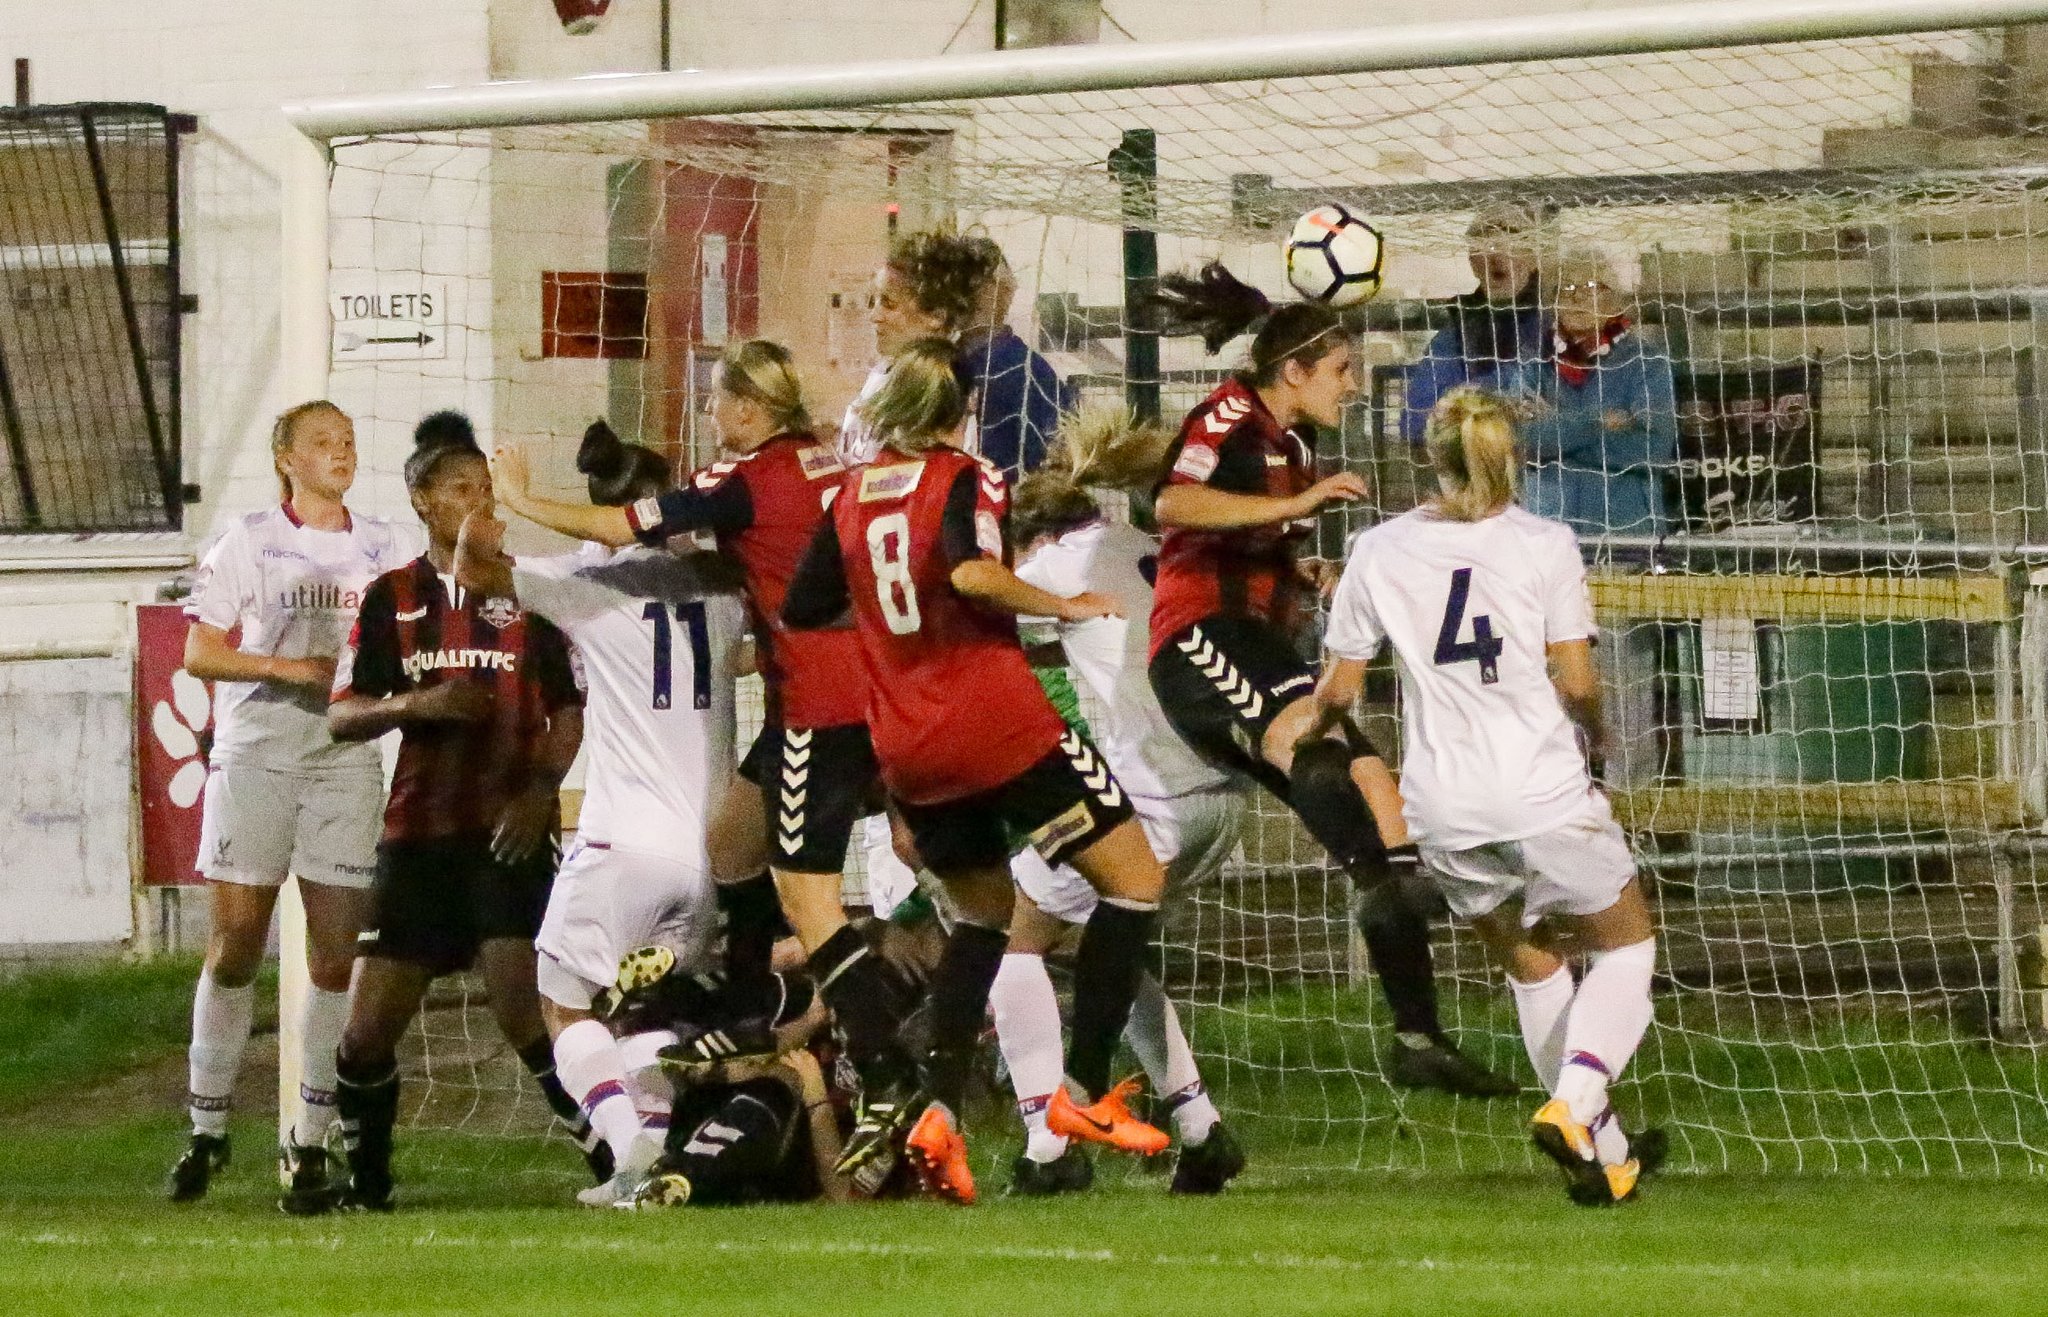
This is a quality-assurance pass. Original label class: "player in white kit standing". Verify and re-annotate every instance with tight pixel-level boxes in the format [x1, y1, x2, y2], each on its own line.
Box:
[457, 421, 747, 1205]
[169, 400, 421, 1213]
[1305, 387, 1661, 1207]
[989, 416, 1250, 1197]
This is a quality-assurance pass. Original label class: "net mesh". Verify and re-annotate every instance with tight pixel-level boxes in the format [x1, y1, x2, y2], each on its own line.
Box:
[325, 24, 2048, 1177]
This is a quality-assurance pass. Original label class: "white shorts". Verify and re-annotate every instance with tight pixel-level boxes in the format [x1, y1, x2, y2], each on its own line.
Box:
[535, 840, 718, 1010]
[195, 760, 382, 890]
[1013, 787, 1248, 925]
[1420, 796, 1636, 927]
[862, 812, 924, 922]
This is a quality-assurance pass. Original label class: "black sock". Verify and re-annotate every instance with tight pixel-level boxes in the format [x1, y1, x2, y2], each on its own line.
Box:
[1067, 900, 1157, 1099]
[335, 1050, 399, 1182]
[807, 925, 912, 1086]
[1355, 877, 1442, 1037]
[516, 1037, 589, 1132]
[718, 871, 783, 993]
[922, 922, 1009, 1111]
[1284, 738, 1390, 878]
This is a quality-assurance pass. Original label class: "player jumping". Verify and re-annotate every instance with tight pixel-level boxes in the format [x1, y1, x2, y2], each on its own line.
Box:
[1145, 264, 1512, 1097]
[783, 338, 1171, 1204]
[1306, 387, 1662, 1206]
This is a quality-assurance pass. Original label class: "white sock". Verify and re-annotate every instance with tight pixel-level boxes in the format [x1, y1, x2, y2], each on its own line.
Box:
[1507, 966, 1574, 1092]
[187, 975, 255, 1136]
[618, 1030, 678, 1150]
[554, 1019, 652, 1171]
[292, 986, 349, 1148]
[1555, 939, 1657, 1126]
[990, 953, 1070, 1163]
[1590, 1107, 1632, 1167]
[1123, 973, 1218, 1145]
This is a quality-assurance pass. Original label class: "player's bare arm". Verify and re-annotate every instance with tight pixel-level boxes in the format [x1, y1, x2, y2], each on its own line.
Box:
[327, 680, 495, 743]
[1154, 471, 1366, 532]
[949, 557, 1122, 623]
[1546, 638, 1608, 774]
[183, 621, 335, 691]
[1298, 652, 1369, 749]
[453, 509, 517, 599]
[492, 443, 637, 547]
[493, 704, 581, 865]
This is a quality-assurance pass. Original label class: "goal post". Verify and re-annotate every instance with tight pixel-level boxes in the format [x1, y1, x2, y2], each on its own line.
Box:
[275, 0, 2048, 1173]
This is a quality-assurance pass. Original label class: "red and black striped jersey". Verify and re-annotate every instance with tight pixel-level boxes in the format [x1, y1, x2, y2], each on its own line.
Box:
[1148, 377, 1317, 658]
[623, 433, 866, 730]
[782, 447, 1067, 806]
[333, 556, 583, 844]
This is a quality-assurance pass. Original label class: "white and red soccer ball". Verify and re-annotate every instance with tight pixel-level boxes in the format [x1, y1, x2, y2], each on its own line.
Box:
[1284, 203, 1385, 309]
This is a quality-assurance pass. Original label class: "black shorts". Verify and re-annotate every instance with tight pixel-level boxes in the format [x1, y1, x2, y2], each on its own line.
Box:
[360, 834, 555, 975]
[895, 730, 1136, 873]
[739, 722, 882, 874]
[1149, 615, 1344, 796]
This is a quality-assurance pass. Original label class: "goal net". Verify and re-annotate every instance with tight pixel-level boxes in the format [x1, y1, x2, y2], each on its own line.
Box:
[303, 7, 2048, 1178]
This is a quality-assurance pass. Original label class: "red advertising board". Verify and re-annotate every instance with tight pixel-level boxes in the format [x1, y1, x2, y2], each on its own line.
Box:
[135, 603, 210, 886]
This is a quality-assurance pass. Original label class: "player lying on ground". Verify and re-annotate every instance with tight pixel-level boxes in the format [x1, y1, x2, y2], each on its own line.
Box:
[595, 949, 857, 1208]
[1145, 264, 1512, 1098]
[988, 415, 1250, 1197]
[323, 417, 594, 1212]
[455, 420, 750, 1205]
[782, 339, 1171, 1204]
[488, 345, 925, 1133]
[169, 400, 423, 1214]
[1305, 387, 1663, 1207]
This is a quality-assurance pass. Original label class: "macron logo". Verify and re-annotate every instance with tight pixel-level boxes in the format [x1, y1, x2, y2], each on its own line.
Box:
[401, 648, 517, 680]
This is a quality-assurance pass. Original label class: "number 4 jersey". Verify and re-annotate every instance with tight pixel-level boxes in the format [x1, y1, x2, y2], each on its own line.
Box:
[783, 447, 1067, 806]
[1323, 504, 1599, 850]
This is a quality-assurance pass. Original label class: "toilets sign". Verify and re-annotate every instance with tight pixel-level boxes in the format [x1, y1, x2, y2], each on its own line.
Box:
[331, 275, 448, 360]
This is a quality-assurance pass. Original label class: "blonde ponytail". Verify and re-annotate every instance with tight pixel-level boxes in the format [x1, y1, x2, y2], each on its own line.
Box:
[859, 337, 967, 455]
[1424, 387, 1519, 522]
[1012, 406, 1177, 545]
[717, 339, 812, 434]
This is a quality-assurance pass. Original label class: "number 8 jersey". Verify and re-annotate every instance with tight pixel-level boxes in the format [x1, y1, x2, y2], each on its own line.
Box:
[1323, 504, 1599, 851]
[785, 447, 1068, 806]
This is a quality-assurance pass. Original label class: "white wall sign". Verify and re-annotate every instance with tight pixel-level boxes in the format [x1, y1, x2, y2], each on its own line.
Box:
[332, 275, 448, 360]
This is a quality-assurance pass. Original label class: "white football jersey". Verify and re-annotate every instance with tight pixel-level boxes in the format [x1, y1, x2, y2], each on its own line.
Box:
[835, 362, 888, 468]
[185, 505, 422, 771]
[1324, 504, 1599, 850]
[513, 545, 745, 860]
[1016, 519, 1231, 801]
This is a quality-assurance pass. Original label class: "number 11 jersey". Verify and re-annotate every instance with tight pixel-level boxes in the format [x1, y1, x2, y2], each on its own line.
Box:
[1323, 504, 1598, 850]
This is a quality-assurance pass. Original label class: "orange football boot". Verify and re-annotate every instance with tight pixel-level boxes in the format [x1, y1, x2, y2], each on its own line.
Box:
[905, 1103, 976, 1205]
[1047, 1079, 1170, 1156]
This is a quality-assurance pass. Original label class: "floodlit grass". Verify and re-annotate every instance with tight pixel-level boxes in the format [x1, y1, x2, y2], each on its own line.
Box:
[7, 959, 2048, 1314]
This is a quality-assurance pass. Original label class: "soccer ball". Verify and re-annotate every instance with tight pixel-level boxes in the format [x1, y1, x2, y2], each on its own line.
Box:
[1284, 204, 1385, 309]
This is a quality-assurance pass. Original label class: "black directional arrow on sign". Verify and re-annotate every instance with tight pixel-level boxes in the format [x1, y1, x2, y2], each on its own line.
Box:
[364, 333, 435, 346]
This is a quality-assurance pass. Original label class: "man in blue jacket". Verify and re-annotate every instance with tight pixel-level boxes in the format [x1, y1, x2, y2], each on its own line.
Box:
[1400, 202, 1549, 443]
[955, 242, 1075, 480]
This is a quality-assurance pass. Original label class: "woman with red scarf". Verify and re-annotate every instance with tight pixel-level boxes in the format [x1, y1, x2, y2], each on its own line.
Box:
[1503, 252, 1678, 539]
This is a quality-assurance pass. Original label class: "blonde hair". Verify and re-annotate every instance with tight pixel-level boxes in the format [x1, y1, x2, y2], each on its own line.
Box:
[886, 229, 1004, 333]
[858, 337, 966, 455]
[1424, 387, 1519, 522]
[1012, 406, 1176, 545]
[270, 400, 346, 501]
[717, 339, 812, 434]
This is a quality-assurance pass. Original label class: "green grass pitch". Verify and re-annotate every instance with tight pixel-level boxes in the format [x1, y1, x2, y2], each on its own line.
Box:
[6, 959, 2048, 1315]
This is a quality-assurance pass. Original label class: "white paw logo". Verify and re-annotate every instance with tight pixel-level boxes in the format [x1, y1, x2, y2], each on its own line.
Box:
[151, 669, 214, 807]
